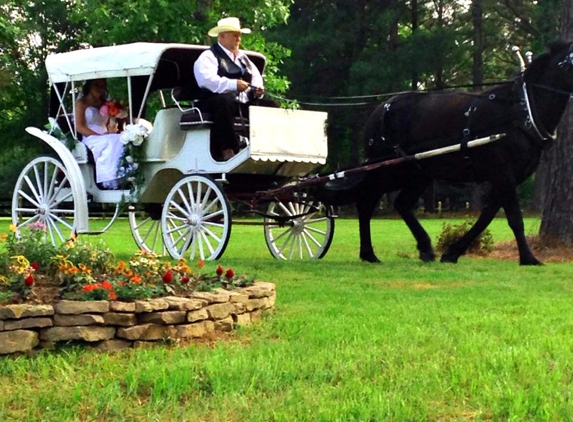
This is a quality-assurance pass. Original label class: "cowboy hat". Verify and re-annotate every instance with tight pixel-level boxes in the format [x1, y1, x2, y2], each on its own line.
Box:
[208, 17, 251, 37]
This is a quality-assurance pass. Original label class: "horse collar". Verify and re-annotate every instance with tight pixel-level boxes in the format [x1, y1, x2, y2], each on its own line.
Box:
[520, 80, 557, 145]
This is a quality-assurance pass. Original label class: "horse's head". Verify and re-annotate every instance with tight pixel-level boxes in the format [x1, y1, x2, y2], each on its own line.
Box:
[521, 41, 573, 137]
[524, 41, 573, 92]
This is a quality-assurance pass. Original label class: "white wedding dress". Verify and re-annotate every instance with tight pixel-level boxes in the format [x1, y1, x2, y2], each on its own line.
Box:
[82, 106, 124, 187]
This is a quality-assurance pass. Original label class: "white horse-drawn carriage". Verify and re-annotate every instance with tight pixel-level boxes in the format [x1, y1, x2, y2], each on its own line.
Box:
[13, 43, 334, 261]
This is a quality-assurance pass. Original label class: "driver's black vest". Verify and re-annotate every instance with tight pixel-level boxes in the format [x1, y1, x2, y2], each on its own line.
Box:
[211, 43, 253, 83]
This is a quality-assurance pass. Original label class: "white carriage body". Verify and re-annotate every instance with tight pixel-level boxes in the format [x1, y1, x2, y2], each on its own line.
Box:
[41, 43, 327, 205]
[17, 42, 330, 257]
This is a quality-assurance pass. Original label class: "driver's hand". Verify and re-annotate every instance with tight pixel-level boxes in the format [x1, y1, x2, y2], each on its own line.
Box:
[237, 79, 250, 92]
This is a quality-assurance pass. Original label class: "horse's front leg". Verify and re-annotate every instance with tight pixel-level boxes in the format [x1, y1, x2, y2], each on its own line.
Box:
[440, 188, 501, 264]
[501, 187, 542, 266]
[393, 180, 435, 262]
[357, 191, 382, 263]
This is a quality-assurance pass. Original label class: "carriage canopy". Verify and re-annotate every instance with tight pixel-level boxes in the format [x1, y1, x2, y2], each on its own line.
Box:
[45, 42, 266, 83]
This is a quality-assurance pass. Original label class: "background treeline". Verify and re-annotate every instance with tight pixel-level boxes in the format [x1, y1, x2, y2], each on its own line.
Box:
[0, 0, 564, 212]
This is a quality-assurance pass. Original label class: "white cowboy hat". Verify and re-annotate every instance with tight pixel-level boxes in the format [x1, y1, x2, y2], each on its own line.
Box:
[208, 17, 251, 37]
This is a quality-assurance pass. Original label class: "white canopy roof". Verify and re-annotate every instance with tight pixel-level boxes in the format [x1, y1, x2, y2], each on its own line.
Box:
[45, 42, 265, 84]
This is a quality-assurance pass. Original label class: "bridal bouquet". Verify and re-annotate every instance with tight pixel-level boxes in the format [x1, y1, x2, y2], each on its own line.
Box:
[100, 99, 128, 119]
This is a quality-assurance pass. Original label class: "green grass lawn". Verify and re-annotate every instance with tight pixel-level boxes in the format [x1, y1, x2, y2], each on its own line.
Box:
[2, 216, 573, 421]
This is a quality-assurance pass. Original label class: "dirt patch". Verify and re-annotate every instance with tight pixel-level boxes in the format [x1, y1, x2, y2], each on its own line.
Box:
[486, 236, 573, 263]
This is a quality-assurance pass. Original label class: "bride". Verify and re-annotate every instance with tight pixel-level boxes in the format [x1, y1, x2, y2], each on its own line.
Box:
[75, 78, 125, 189]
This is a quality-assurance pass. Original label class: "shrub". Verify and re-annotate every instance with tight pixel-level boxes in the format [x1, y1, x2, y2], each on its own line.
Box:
[436, 219, 494, 256]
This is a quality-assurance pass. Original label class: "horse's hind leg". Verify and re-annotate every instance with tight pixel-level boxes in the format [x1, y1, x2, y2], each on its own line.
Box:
[357, 189, 383, 263]
[394, 180, 435, 262]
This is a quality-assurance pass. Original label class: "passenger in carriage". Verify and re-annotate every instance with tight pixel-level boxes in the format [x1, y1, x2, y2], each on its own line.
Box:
[194, 17, 276, 161]
[75, 78, 125, 189]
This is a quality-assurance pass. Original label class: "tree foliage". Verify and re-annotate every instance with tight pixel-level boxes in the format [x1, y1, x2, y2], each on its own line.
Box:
[268, 0, 562, 168]
[0, 0, 565, 206]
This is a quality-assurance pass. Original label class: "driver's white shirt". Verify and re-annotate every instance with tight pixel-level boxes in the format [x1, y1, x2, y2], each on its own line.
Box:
[194, 43, 263, 103]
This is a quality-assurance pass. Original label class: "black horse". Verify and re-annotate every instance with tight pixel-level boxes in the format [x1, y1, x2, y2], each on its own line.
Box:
[319, 41, 573, 265]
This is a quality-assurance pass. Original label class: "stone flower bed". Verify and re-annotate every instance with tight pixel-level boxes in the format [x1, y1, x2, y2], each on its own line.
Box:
[0, 282, 275, 355]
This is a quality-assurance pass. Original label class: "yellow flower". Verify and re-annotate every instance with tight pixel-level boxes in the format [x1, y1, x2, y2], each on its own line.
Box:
[78, 264, 92, 275]
[0, 233, 7, 242]
[9, 224, 17, 233]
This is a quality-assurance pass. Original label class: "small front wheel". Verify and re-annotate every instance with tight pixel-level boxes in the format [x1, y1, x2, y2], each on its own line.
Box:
[129, 204, 166, 256]
[264, 200, 335, 260]
[161, 175, 231, 261]
[12, 156, 76, 246]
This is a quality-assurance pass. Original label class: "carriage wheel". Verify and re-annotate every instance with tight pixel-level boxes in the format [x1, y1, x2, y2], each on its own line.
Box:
[264, 200, 335, 260]
[128, 204, 167, 256]
[161, 175, 231, 261]
[12, 156, 76, 246]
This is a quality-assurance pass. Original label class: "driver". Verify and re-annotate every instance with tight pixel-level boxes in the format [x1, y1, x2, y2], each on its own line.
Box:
[193, 17, 265, 161]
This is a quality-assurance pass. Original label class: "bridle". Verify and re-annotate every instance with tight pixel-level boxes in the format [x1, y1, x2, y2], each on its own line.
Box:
[520, 43, 573, 144]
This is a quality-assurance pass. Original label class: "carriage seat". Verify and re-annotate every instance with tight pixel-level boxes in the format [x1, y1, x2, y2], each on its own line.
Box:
[172, 86, 249, 134]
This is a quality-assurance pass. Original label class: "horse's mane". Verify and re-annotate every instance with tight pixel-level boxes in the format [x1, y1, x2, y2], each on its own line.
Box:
[525, 40, 572, 79]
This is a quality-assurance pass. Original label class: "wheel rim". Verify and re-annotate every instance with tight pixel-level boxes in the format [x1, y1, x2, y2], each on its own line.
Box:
[12, 157, 76, 246]
[264, 200, 334, 260]
[161, 175, 231, 261]
[129, 204, 166, 256]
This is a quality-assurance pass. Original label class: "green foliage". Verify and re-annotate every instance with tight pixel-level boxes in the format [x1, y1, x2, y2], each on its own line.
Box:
[0, 225, 249, 303]
[4, 222, 59, 269]
[436, 219, 494, 256]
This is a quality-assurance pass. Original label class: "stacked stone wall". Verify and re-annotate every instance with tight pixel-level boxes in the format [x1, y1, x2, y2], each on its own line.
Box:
[0, 282, 275, 355]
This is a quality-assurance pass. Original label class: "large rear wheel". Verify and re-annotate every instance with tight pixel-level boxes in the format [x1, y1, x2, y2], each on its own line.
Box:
[12, 156, 76, 246]
[161, 175, 231, 261]
[264, 199, 335, 260]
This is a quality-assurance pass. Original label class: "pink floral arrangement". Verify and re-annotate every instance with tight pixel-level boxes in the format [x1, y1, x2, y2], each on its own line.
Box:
[100, 99, 127, 118]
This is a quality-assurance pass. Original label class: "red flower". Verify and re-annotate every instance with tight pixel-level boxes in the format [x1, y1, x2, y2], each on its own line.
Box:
[225, 268, 234, 279]
[31, 262, 40, 271]
[162, 270, 173, 283]
[101, 281, 113, 290]
[82, 284, 96, 292]
[197, 260, 205, 269]
[181, 275, 190, 284]
[108, 291, 117, 301]
[24, 274, 34, 287]
[216, 265, 224, 276]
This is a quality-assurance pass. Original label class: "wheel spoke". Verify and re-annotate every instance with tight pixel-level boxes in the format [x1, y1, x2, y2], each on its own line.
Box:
[12, 157, 76, 247]
[264, 200, 334, 260]
[162, 175, 230, 261]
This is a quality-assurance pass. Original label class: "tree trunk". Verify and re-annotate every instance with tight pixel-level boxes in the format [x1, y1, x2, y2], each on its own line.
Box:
[539, 0, 573, 246]
[411, 0, 419, 91]
[470, 0, 484, 211]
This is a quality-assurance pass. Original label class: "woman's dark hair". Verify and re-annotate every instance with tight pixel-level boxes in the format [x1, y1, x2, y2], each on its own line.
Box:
[81, 78, 107, 99]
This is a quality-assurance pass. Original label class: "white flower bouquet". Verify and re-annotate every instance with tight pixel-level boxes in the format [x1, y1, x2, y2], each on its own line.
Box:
[120, 123, 149, 146]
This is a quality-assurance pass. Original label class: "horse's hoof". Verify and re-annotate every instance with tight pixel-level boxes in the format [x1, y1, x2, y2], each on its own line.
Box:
[440, 253, 459, 264]
[419, 252, 436, 263]
[360, 253, 381, 263]
[520, 258, 544, 266]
